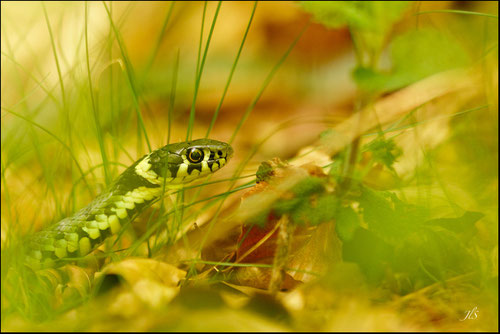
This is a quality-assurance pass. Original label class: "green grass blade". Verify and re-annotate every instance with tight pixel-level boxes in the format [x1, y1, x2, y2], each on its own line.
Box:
[186, 1, 222, 141]
[102, 1, 152, 152]
[229, 22, 310, 144]
[415, 9, 498, 19]
[193, 22, 310, 260]
[0, 51, 60, 107]
[195, 2, 207, 85]
[142, 1, 176, 81]
[185, 2, 257, 233]
[205, 1, 258, 138]
[85, 1, 111, 185]
[42, 1, 79, 208]
[41, 2, 67, 110]
[167, 50, 180, 145]
[1, 107, 94, 196]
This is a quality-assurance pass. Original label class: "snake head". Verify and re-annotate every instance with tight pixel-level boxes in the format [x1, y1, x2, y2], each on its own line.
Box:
[143, 139, 233, 185]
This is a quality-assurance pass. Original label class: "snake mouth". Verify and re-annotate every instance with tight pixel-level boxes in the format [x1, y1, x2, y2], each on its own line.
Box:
[206, 143, 233, 162]
[211, 157, 228, 169]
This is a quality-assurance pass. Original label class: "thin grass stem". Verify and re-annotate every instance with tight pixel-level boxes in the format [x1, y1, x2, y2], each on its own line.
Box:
[186, 1, 222, 141]
[205, 1, 258, 138]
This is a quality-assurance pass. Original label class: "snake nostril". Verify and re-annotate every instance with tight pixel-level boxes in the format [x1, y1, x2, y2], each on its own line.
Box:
[217, 150, 223, 157]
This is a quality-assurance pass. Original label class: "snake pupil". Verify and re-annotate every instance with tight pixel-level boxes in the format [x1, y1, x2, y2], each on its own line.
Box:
[188, 148, 203, 163]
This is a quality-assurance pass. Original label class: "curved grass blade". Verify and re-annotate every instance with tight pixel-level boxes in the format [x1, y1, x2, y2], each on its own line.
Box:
[1, 107, 94, 196]
[186, 1, 222, 141]
[102, 1, 152, 153]
[85, 1, 111, 185]
[205, 1, 258, 138]
[229, 22, 310, 144]
[415, 9, 498, 19]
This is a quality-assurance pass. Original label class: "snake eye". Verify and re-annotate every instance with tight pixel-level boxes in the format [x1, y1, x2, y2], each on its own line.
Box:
[187, 148, 203, 163]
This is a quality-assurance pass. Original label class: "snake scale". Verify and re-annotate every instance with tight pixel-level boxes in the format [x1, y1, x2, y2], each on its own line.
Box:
[26, 139, 233, 269]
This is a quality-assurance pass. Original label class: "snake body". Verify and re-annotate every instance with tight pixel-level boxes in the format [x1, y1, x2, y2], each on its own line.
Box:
[26, 139, 233, 269]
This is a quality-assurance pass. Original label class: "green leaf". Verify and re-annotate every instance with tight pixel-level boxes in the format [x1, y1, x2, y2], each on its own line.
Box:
[342, 227, 393, 283]
[300, 1, 409, 31]
[424, 211, 484, 234]
[290, 176, 326, 197]
[273, 197, 302, 217]
[388, 29, 470, 87]
[359, 187, 409, 242]
[300, 1, 409, 64]
[358, 187, 429, 244]
[353, 28, 470, 93]
[392, 226, 478, 287]
[351, 66, 389, 93]
[300, 1, 371, 29]
[309, 194, 339, 226]
[335, 205, 360, 241]
[290, 201, 315, 226]
[362, 136, 403, 170]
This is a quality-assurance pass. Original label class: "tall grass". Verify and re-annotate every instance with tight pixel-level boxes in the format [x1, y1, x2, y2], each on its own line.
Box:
[1, 1, 497, 331]
[1, 1, 307, 322]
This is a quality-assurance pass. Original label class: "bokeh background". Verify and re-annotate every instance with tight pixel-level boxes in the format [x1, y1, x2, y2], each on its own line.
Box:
[1, 1, 498, 331]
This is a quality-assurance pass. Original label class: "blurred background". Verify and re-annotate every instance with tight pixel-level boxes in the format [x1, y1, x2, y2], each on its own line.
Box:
[1, 1, 498, 331]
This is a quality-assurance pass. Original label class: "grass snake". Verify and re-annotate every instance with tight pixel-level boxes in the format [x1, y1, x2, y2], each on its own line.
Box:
[26, 139, 233, 269]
